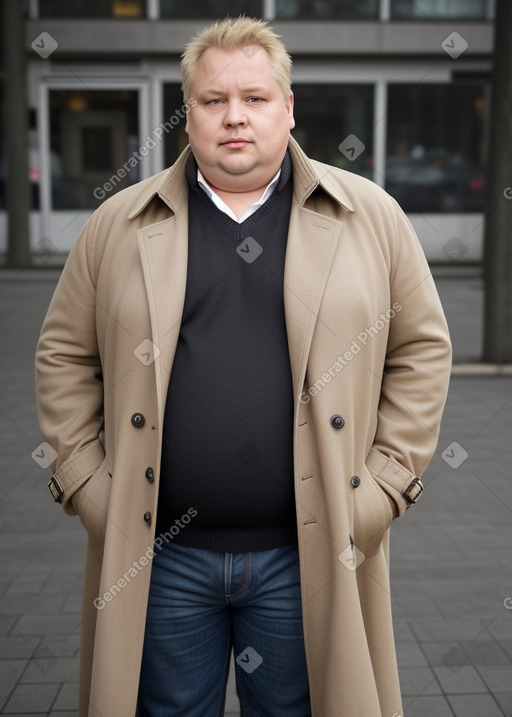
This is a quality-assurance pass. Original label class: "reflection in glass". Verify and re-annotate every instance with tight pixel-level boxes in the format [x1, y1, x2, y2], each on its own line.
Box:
[386, 83, 487, 213]
[49, 90, 139, 209]
[39, 0, 145, 17]
[275, 0, 378, 19]
[162, 84, 191, 168]
[391, 0, 490, 19]
[160, 0, 262, 18]
[291, 84, 374, 180]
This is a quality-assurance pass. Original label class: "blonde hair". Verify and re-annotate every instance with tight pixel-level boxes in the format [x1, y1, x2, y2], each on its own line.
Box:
[181, 17, 292, 102]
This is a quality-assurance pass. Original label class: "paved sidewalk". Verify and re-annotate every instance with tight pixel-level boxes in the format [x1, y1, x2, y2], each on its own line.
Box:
[1, 266, 511, 716]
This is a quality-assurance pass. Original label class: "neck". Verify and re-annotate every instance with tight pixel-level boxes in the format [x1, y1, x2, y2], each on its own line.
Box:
[200, 173, 275, 219]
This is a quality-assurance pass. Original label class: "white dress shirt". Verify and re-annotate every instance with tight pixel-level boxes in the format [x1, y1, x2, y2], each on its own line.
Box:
[197, 167, 282, 223]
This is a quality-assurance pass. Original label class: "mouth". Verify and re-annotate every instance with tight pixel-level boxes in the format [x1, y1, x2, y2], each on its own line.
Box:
[221, 138, 252, 149]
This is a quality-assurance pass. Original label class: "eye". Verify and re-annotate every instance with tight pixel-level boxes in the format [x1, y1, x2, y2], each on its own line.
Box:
[206, 98, 224, 106]
[247, 97, 263, 104]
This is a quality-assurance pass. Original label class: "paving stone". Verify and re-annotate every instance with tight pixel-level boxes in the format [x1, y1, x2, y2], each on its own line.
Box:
[51, 682, 80, 711]
[409, 619, 491, 644]
[37, 635, 81, 659]
[433, 665, 487, 694]
[14, 613, 82, 639]
[391, 619, 418, 644]
[499, 641, 512, 662]
[490, 620, 512, 642]
[494, 693, 512, 716]
[0, 593, 67, 614]
[21, 655, 80, 684]
[2, 682, 60, 713]
[61, 595, 82, 613]
[0, 616, 21, 637]
[418, 641, 472, 668]
[458, 639, 511, 666]
[476, 665, 512, 694]
[448, 693, 505, 716]
[5, 571, 53, 594]
[398, 666, 441, 696]
[400, 694, 455, 717]
[0, 636, 40, 659]
[0, 660, 29, 711]
[396, 641, 429, 668]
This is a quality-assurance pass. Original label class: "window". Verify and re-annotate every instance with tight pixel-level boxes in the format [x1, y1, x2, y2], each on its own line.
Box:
[386, 83, 487, 213]
[162, 84, 191, 169]
[291, 84, 374, 180]
[390, 0, 491, 20]
[275, 0, 378, 20]
[162, 82, 374, 180]
[160, 0, 263, 18]
[49, 90, 140, 209]
[39, 0, 145, 18]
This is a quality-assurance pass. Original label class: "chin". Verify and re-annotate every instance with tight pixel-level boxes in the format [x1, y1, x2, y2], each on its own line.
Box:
[221, 161, 254, 175]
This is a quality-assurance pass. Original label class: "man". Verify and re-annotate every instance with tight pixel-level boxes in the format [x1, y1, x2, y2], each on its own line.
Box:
[35, 16, 452, 717]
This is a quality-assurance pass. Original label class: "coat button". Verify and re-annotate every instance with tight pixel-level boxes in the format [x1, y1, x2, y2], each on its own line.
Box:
[330, 414, 345, 429]
[351, 475, 361, 487]
[145, 467, 154, 483]
[131, 413, 145, 428]
[143, 511, 151, 525]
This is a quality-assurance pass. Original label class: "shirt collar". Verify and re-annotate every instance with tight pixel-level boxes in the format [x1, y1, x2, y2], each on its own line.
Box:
[196, 166, 281, 207]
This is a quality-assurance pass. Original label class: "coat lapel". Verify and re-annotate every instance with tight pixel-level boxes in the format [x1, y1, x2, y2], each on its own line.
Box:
[134, 138, 351, 420]
[284, 206, 341, 402]
[284, 136, 349, 403]
[137, 209, 188, 428]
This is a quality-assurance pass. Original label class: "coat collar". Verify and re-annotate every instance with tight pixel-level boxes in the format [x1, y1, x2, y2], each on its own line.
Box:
[127, 134, 354, 221]
[127, 144, 190, 220]
[286, 135, 354, 213]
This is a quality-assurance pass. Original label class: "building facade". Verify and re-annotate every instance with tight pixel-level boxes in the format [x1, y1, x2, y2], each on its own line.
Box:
[0, 0, 494, 260]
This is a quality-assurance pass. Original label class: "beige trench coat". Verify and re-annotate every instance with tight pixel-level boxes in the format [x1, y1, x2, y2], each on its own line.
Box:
[35, 136, 452, 716]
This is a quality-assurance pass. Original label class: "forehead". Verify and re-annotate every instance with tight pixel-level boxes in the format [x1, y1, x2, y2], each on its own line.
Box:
[192, 46, 279, 92]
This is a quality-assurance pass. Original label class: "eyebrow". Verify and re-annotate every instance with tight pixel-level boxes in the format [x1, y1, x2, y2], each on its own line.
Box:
[199, 86, 268, 97]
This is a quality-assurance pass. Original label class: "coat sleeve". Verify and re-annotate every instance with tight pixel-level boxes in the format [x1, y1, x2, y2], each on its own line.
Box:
[35, 211, 105, 516]
[367, 199, 452, 516]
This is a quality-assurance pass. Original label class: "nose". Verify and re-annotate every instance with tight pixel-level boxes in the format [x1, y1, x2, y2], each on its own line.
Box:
[224, 99, 248, 128]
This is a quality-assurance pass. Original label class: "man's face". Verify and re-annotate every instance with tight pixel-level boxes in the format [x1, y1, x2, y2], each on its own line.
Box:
[185, 45, 295, 193]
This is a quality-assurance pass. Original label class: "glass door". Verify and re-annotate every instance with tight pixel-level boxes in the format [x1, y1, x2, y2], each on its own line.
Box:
[38, 79, 151, 252]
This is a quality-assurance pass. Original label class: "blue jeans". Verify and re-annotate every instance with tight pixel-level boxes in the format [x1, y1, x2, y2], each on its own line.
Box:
[136, 541, 311, 716]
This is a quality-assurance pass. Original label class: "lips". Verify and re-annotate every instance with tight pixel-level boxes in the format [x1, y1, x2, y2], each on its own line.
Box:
[221, 137, 252, 148]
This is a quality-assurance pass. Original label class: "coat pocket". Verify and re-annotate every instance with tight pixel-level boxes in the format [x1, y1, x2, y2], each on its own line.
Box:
[352, 465, 398, 559]
[71, 456, 112, 558]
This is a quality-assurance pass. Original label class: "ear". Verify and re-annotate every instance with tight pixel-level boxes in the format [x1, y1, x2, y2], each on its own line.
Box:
[286, 92, 295, 130]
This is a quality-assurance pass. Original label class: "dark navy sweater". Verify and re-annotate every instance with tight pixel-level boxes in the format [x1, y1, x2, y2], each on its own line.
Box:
[156, 152, 297, 552]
